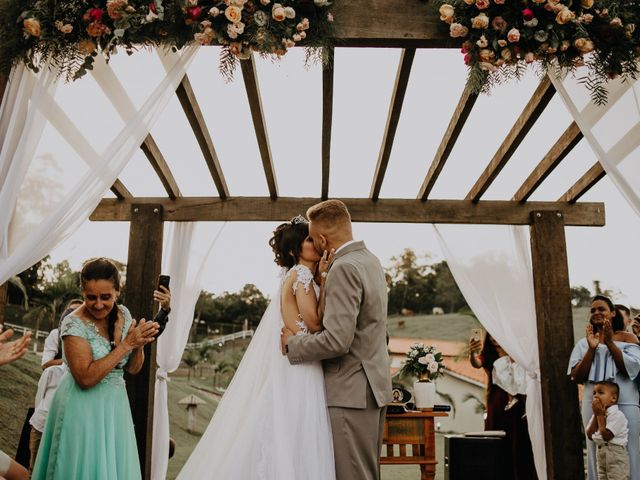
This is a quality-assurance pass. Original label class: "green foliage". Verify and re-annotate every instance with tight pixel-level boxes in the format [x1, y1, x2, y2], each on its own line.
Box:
[571, 285, 593, 307]
[386, 249, 468, 315]
[0, 0, 334, 81]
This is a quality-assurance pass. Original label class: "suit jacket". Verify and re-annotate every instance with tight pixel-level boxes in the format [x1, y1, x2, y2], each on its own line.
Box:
[286, 241, 392, 408]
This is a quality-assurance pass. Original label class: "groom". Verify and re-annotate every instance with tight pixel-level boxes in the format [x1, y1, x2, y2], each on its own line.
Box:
[281, 199, 392, 480]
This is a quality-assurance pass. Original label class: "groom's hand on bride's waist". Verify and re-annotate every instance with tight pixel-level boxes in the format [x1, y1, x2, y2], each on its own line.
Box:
[280, 327, 294, 355]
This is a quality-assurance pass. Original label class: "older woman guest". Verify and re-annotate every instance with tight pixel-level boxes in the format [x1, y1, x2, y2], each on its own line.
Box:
[568, 295, 640, 480]
[31, 258, 160, 479]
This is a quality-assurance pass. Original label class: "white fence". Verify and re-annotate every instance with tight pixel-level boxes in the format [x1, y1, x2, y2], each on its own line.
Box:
[186, 330, 254, 350]
[3, 322, 49, 339]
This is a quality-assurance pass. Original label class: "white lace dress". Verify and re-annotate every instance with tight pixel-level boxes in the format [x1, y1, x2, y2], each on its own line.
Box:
[178, 264, 335, 480]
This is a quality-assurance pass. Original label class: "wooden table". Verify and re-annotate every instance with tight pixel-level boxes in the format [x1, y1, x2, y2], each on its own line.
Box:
[380, 410, 449, 480]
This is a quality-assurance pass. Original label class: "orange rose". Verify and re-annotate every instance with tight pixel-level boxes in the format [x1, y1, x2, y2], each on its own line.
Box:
[23, 18, 41, 37]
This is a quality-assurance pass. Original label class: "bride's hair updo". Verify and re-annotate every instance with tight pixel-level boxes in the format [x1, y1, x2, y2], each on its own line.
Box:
[269, 215, 309, 269]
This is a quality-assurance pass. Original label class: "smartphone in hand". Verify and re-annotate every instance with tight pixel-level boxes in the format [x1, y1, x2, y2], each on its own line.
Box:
[471, 328, 482, 342]
[158, 275, 170, 291]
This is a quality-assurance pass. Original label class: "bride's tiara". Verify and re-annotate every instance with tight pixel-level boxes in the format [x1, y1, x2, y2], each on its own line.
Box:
[291, 214, 308, 225]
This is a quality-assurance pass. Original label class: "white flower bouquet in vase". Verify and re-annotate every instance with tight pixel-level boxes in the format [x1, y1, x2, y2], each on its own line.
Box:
[400, 343, 445, 410]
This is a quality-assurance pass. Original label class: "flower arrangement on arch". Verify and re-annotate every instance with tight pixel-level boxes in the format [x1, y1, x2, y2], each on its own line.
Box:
[0, 0, 334, 81]
[400, 343, 446, 382]
[434, 0, 640, 104]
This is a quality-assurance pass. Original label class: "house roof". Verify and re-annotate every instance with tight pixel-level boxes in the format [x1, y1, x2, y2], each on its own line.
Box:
[389, 337, 487, 386]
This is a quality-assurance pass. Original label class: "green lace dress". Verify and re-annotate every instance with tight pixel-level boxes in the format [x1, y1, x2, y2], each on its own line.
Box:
[31, 305, 141, 479]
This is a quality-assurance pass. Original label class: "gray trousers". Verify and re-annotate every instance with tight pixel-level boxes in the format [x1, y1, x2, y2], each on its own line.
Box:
[597, 443, 630, 480]
[328, 385, 386, 480]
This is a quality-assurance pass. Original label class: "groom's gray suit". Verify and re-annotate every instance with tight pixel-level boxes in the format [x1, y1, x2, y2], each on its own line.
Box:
[286, 241, 392, 480]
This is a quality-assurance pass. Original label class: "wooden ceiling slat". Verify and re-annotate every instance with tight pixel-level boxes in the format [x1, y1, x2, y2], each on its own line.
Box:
[175, 75, 229, 199]
[91, 197, 605, 227]
[418, 86, 478, 201]
[110, 179, 132, 199]
[241, 54, 278, 199]
[321, 49, 334, 200]
[370, 48, 415, 201]
[513, 122, 583, 202]
[466, 77, 556, 202]
[559, 162, 606, 203]
[140, 135, 182, 200]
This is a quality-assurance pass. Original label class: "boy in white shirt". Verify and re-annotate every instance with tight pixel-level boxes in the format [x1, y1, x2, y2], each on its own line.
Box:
[586, 381, 630, 480]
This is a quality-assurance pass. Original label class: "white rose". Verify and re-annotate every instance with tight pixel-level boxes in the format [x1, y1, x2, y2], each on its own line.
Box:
[284, 6, 296, 19]
[418, 356, 429, 365]
[428, 362, 439, 373]
[424, 353, 435, 364]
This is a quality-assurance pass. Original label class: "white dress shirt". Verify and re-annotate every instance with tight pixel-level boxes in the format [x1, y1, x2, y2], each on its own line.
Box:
[590, 404, 629, 446]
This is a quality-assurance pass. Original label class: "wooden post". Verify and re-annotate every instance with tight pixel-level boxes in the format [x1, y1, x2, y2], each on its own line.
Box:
[0, 282, 8, 328]
[124, 204, 163, 480]
[530, 211, 584, 480]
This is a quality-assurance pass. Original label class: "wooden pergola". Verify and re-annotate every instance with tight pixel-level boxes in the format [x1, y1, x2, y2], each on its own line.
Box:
[0, 2, 609, 479]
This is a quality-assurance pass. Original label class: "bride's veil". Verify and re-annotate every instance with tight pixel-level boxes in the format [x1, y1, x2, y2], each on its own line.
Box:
[177, 270, 296, 479]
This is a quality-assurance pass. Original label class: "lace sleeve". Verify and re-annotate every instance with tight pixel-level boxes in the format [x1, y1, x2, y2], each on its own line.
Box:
[60, 315, 86, 338]
[291, 264, 314, 296]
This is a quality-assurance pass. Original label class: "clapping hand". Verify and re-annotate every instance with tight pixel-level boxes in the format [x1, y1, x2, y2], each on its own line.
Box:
[592, 397, 606, 416]
[602, 319, 613, 344]
[0, 329, 31, 366]
[123, 319, 160, 350]
[586, 324, 600, 349]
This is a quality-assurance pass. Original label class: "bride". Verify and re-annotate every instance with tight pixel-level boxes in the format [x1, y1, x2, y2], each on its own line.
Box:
[177, 215, 336, 480]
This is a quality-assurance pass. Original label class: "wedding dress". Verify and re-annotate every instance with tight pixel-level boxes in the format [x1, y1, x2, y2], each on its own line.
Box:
[177, 265, 335, 480]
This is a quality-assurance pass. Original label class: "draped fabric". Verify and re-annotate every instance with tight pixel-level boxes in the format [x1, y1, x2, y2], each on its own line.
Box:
[433, 224, 547, 479]
[0, 46, 198, 285]
[549, 73, 640, 216]
[151, 222, 225, 480]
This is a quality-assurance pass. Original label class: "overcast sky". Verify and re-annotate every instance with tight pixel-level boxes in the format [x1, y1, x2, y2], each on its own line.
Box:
[36, 47, 640, 307]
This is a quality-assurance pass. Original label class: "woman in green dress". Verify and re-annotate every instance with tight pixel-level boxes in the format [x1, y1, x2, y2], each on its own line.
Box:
[32, 258, 160, 479]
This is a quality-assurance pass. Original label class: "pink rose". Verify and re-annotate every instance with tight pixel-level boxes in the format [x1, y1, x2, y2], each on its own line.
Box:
[463, 52, 472, 65]
[491, 16, 507, 31]
[23, 17, 41, 37]
[522, 8, 534, 21]
[507, 27, 520, 42]
[187, 6, 203, 21]
[450, 23, 469, 38]
[494, 0, 505, 4]
[471, 13, 489, 29]
[475, 0, 490, 9]
[224, 5, 242, 22]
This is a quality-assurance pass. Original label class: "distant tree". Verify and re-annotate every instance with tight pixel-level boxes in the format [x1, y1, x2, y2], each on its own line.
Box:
[182, 350, 201, 382]
[570, 285, 592, 307]
[386, 249, 435, 314]
[430, 261, 467, 313]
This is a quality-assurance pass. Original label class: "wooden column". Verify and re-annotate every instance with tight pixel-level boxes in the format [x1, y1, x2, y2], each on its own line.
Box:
[124, 204, 163, 480]
[0, 282, 8, 327]
[530, 211, 584, 480]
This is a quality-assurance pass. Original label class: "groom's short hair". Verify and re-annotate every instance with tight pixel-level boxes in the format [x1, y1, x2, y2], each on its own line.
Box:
[307, 199, 351, 228]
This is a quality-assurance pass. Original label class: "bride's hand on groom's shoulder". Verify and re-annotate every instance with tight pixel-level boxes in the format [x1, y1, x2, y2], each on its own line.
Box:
[280, 327, 294, 355]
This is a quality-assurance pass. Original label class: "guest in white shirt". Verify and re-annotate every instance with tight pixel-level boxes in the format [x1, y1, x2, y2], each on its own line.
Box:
[587, 381, 630, 480]
[41, 299, 82, 370]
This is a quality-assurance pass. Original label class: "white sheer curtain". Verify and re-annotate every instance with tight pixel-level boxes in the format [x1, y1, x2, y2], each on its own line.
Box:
[0, 46, 198, 285]
[151, 221, 225, 480]
[549, 73, 640, 216]
[433, 224, 546, 480]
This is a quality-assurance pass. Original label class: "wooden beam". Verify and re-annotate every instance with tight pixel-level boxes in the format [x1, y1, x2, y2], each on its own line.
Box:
[124, 204, 163, 480]
[513, 122, 583, 202]
[559, 162, 606, 203]
[175, 76, 229, 199]
[331, 0, 450, 48]
[140, 135, 182, 199]
[370, 48, 415, 201]
[529, 210, 584, 480]
[0, 282, 7, 327]
[322, 50, 334, 200]
[418, 87, 478, 201]
[466, 78, 556, 202]
[111, 179, 132, 199]
[90, 197, 605, 226]
[241, 54, 278, 199]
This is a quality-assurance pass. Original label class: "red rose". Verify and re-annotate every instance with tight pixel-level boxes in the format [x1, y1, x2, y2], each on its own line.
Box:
[149, 2, 156, 13]
[522, 8, 534, 21]
[88, 8, 104, 22]
[186, 6, 202, 21]
[464, 52, 472, 65]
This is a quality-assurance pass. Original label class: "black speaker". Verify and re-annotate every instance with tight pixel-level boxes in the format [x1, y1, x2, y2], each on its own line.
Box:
[444, 434, 510, 480]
